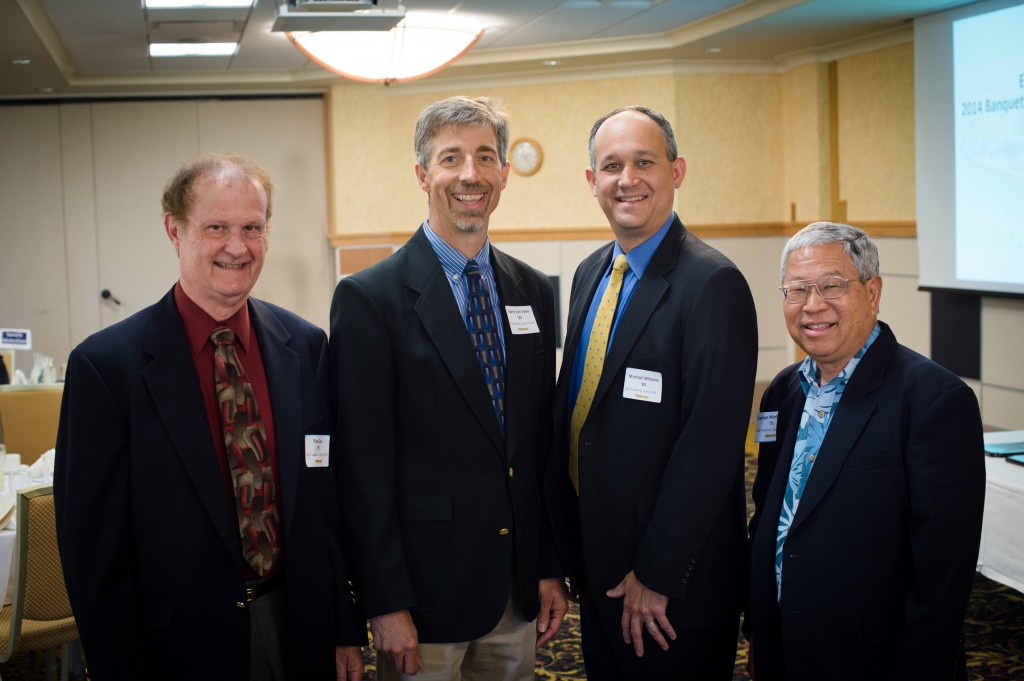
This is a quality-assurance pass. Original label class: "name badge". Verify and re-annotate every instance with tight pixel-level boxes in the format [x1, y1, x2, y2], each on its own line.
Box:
[305, 434, 330, 467]
[754, 411, 778, 443]
[505, 305, 541, 335]
[622, 368, 662, 403]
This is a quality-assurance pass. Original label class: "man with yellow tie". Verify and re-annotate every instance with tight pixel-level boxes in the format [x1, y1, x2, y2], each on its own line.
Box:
[546, 106, 758, 680]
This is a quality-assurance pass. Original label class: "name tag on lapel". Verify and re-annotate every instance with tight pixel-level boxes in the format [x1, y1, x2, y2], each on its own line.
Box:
[305, 435, 329, 467]
[505, 305, 540, 334]
[754, 412, 778, 442]
[623, 368, 662, 403]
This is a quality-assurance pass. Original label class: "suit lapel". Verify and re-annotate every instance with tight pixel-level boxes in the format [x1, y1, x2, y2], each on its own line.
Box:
[141, 292, 241, 563]
[757, 374, 804, 553]
[250, 299, 301, 538]
[788, 327, 895, 534]
[406, 229, 506, 452]
[492, 248, 540, 464]
[590, 220, 679, 409]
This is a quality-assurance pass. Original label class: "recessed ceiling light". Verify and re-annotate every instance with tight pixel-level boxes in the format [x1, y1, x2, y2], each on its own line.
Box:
[38, 87, 55, 93]
[145, 0, 254, 7]
[150, 43, 238, 57]
[706, 47, 722, 53]
[543, 60, 560, 67]
[12, 58, 32, 65]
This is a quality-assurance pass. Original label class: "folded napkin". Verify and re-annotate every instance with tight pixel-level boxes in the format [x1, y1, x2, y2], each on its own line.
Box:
[29, 449, 55, 480]
[0, 494, 14, 531]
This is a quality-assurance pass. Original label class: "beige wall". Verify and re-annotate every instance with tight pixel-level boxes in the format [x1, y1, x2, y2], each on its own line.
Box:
[838, 43, 916, 221]
[2, 39, 1022, 428]
[0, 97, 334, 373]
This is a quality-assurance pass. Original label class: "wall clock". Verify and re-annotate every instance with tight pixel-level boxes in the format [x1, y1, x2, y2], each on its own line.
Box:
[509, 137, 543, 176]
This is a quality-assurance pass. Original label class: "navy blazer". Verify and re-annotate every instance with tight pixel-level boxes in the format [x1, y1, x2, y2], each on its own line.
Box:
[547, 216, 758, 635]
[55, 288, 363, 680]
[329, 226, 559, 643]
[747, 322, 985, 681]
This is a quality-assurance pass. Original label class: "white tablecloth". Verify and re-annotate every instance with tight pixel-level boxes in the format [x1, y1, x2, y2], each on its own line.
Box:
[978, 430, 1024, 593]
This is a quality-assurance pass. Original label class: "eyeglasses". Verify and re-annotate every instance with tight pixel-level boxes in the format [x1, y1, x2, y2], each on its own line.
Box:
[779, 275, 861, 304]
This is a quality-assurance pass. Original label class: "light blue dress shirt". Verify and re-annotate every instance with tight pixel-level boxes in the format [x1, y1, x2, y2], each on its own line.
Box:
[567, 213, 675, 412]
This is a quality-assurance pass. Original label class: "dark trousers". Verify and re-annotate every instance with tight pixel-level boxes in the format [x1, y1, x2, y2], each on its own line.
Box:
[248, 582, 293, 681]
[579, 584, 738, 681]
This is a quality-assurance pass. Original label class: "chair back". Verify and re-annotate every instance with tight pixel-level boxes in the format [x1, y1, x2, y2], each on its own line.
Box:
[0, 384, 64, 466]
[3, 484, 78, 659]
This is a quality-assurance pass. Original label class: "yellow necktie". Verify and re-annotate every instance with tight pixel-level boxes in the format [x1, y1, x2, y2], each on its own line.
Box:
[569, 254, 629, 494]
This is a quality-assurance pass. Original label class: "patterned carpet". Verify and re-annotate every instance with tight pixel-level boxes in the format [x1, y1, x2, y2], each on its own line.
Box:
[2, 450, 1021, 680]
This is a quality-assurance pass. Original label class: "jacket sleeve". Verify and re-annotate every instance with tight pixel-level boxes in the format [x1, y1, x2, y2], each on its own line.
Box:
[54, 347, 154, 675]
[633, 264, 758, 598]
[889, 380, 985, 679]
[330, 275, 418, 619]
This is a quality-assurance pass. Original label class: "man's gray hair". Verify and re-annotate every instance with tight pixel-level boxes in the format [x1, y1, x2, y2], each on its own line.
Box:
[588, 105, 679, 171]
[414, 96, 510, 169]
[780, 221, 880, 283]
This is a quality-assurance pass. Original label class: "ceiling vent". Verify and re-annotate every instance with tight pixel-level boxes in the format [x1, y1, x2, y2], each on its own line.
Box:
[272, 2, 403, 31]
[291, 0, 378, 10]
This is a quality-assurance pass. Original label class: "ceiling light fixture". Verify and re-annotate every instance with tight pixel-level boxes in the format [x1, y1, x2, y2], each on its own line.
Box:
[286, 12, 483, 84]
[144, 0, 254, 8]
[150, 43, 239, 57]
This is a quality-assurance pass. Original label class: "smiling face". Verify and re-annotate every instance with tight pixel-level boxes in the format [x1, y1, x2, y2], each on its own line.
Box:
[783, 243, 883, 383]
[586, 110, 686, 252]
[415, 123, 510, 247]
[165, 169, 268, 321]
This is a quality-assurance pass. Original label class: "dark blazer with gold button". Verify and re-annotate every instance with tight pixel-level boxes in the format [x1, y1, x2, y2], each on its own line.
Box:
[747, 322, 985, 681]
[54, 289, 364, 681]
[329, 226, 558, 642]
[546, 216, 758, 663]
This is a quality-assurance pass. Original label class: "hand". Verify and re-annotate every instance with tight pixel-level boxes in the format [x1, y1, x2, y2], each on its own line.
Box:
[606, 570, 676, 657]
[371, 610, 421, 675]
[335, 645, 364, 681]
[536, 578, 569, 648]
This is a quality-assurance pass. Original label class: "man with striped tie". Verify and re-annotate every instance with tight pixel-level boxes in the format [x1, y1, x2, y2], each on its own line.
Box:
[330, 96, 568, 681]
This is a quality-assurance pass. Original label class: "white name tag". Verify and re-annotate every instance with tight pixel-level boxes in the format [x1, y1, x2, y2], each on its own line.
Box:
[754, 411, 778, 443]
[505, 305, 541, 335]
[304, 434, 330, 467]
[623, 368, 662, 403]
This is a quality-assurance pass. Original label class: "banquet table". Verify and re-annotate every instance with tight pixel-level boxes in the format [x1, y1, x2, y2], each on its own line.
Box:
[978, 430, 1024, 593]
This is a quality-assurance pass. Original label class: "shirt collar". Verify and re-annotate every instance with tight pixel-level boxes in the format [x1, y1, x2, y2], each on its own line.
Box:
[799, 321, 881, 390]
[422, 219, 493, 279]
[612, 212, 675, 278]
[173, 282, 252, 355]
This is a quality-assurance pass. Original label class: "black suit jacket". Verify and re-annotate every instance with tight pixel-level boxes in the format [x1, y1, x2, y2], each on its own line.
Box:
[747, 322, 985, 681]
[547, 217, 758, 634]
[329, 226, 558, 643]
[55, 288, 363, 681]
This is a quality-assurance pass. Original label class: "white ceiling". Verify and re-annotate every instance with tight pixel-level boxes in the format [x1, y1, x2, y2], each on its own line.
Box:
[0, 0, 979, 100]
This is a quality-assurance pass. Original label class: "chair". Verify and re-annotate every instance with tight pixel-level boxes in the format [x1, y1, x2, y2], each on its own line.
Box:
[0, 385, 64, 467]
[0, 484, 80, 680]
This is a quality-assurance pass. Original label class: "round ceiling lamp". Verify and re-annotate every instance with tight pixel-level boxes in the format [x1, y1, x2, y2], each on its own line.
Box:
[288, 13, 484, 85]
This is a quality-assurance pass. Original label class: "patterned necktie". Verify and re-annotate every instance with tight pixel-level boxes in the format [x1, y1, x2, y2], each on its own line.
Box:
[569, 254, 629, 493]
[465, 259, 506, 432]
[210, 326, 281, 577]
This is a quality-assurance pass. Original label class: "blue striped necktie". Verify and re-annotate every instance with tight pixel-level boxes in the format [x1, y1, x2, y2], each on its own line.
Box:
[464, 259, 505, 432]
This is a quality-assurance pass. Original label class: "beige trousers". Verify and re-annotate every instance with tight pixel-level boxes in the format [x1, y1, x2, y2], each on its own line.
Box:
[377, 595, 535, 681]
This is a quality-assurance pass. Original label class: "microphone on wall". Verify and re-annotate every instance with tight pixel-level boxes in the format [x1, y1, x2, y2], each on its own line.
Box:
[101, 289, 122, 306]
